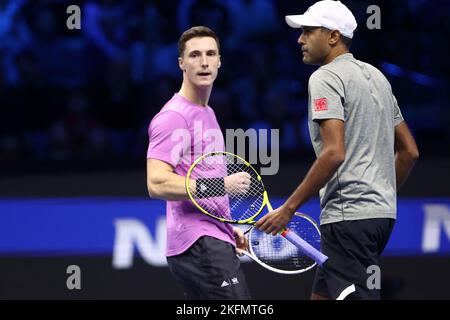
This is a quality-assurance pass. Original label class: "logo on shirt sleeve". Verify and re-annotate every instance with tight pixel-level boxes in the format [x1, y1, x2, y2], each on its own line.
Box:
[313, 98, 328, 111]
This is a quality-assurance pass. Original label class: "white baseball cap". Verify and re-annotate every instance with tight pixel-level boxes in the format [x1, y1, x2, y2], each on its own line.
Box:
[285, 0, 357, 39]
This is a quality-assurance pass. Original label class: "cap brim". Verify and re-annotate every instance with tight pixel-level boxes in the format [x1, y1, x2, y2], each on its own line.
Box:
[285, 15, 322, 28]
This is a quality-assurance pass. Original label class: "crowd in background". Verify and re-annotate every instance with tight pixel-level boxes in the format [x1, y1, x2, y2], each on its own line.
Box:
[1, 0, 449, 170]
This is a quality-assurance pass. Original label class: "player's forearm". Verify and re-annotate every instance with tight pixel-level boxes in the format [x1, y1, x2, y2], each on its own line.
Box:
[393, 121, 419, 190]
[147, 172, 195, 201]
[283, 149, 344, 214]
[395, 150, 418, 190]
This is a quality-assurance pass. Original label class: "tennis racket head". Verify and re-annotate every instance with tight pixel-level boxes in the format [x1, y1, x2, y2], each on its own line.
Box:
[186, 151, 266, 224]
[245, 213, 321, 274]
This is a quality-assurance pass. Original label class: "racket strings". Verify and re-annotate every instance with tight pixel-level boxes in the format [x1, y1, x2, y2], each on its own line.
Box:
[248, 215, 321, 273]
[289, 219, 321, 245]
[190, 153, 265, 222]
[229, 195, 264, 221]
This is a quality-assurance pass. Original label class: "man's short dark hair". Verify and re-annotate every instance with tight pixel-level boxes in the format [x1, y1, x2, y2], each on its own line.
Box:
[178, 26, 220, 57]
[321, 27, 353, 50]
[341, 35, 352, 50]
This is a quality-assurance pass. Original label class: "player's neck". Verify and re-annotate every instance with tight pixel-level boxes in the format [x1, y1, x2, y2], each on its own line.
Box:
[178, 82, 212, 107]
[322, 47, 349, 65]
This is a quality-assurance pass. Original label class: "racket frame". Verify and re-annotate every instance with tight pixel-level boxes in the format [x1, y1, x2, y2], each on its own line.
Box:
[241, 213, 320, 275]
[185, 151, 268, 224]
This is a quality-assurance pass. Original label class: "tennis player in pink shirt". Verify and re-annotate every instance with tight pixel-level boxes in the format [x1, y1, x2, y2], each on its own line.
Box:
[146, 26, 251, 299]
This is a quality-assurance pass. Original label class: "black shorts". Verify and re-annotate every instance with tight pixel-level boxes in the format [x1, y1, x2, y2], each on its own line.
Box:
[312, 218, 395, 300]
[167, 236, 251, 300]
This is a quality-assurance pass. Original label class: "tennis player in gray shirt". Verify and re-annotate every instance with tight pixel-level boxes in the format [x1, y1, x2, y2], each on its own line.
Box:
[256, 0, 419, 300]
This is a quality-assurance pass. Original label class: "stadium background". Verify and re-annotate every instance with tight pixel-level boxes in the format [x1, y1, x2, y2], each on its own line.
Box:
[1, 0, 449, 299]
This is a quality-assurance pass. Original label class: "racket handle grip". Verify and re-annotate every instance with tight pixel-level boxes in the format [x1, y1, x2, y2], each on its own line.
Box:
[282, 229, 328, 267]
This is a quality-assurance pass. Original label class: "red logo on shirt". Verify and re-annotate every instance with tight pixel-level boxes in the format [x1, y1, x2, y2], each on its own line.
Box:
[314, 98, 328, 111]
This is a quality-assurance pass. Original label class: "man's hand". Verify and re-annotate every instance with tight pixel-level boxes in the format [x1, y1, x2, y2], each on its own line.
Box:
[255, 206, 294, 235]
[224, 172, 251, 196]
[233, 227, 248, 256]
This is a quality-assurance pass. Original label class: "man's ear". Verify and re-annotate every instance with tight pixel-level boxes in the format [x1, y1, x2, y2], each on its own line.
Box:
[329, 30, 340, 46]
[218, 56, 221, 68]
[178, 57, 185, 71]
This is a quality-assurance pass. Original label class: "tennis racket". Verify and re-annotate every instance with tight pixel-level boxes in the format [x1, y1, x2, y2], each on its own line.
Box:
[238, 212, 321, 274]
[185, 151, 328, 268]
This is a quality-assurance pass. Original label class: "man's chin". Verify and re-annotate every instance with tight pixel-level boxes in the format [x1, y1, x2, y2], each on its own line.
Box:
[302, 56, 320, 66]
[195, 82, 213, 89]
[302, 56, 313, 65]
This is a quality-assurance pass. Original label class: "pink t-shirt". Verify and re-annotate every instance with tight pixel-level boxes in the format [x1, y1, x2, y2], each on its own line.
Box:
[147, 93, 235, 256]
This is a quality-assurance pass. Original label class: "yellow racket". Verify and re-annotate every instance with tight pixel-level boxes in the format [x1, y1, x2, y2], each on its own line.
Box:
[185, 151, 328, 267]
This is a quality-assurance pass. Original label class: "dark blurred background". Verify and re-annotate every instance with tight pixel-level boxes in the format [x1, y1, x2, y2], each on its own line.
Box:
[1, 0, 449, 173]
[1, 0, 450, 300]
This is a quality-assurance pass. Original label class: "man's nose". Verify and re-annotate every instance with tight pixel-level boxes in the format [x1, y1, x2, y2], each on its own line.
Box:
[298, 33, 305, 45]
[201, 54, 208, 67]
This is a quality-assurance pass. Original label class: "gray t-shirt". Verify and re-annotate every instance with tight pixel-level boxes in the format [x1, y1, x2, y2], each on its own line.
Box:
[308, 53, 404, 225]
